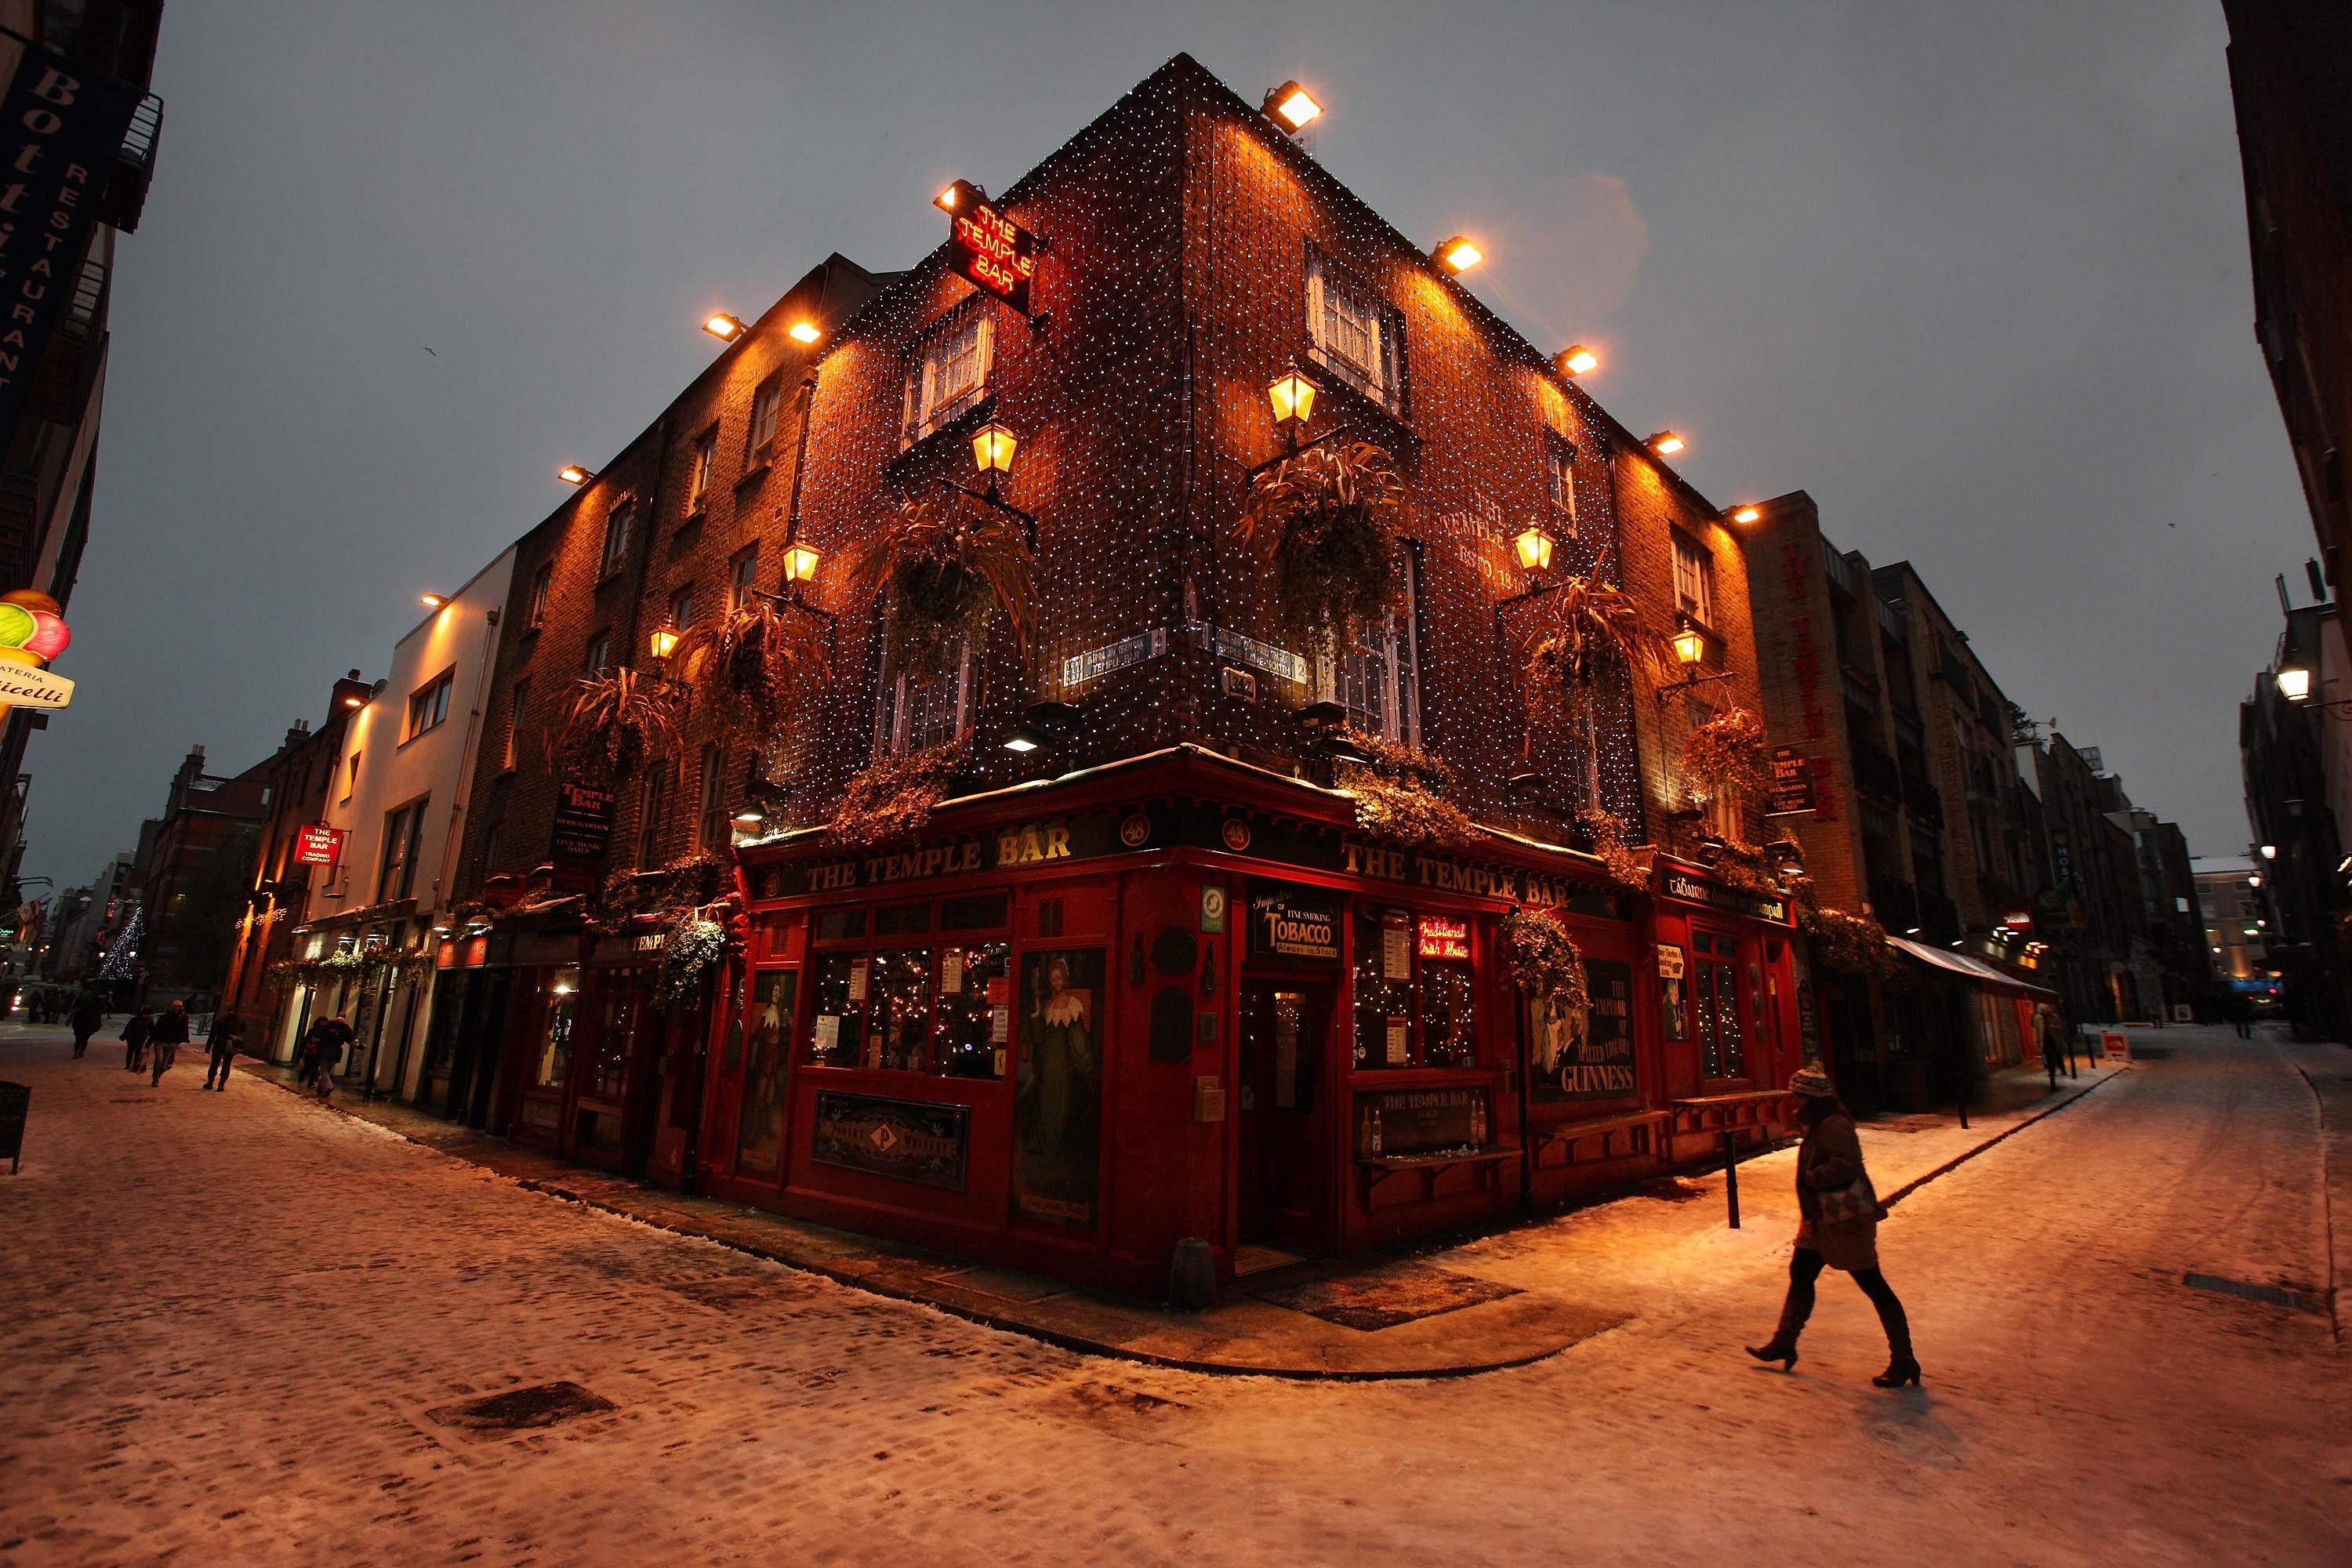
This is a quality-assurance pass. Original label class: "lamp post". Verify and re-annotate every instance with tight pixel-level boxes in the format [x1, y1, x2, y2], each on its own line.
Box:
[1655, 617, 1734, 706]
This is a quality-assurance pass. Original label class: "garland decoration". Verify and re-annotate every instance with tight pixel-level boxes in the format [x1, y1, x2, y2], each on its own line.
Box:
[1709, 837, 1780, 895]
[550, 667, 686, 783]
[1500, 908, 1591, 1018]
[831, 740, 967, 850]
[1679, 705, 1773, 804]
[848, 499, 1036, 677]
[1331, 727, 1476, 848]
[591, 851, 729, 935]
[1577, 810, 1653, 893]
[1795, 885, 1899, 978]
[1233, 440, 1407, 644]
[656, 913, 728, 1011]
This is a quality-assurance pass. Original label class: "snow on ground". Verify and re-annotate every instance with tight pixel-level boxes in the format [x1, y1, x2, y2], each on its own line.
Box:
[0, 1024, 2343, 1566]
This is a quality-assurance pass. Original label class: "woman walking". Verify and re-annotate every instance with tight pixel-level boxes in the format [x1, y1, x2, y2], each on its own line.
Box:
[120, 1006, 153, 1073]
[147, 1000, 191, 1087]
[1746, 1066, 1920, 1388]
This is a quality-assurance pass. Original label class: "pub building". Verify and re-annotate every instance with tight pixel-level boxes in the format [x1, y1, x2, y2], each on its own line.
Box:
[443, 54, 1806, 1295]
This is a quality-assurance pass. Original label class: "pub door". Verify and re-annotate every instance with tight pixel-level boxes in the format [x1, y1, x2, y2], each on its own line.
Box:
[1237, 978, 1333, 1255]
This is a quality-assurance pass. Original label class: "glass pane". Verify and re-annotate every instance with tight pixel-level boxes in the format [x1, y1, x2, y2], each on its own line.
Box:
[1715, 963, 1747, 1077]
[535, 968, 579, 1087]
[934, 942, 1011, 1078]
[816, 909, 866, 942]
[736, 969, 796, 1175]
[590, 983, 637, 1099]
[808, 952, 867, 1066]
[873, 902, 931, 936]
[868, 947, 934, 1071]
[1422, 963, 1475, 1068]
[1352, 910, 1413, 1068]
[940, 893, 1010, 931]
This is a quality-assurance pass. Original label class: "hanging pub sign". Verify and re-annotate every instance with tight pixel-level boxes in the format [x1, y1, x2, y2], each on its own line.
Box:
[1416, 914, 1472, 962]
[550, 781, 616, 862]
[292, 825, 345, 869]
[1768, 746, 1815, 816]
[947, 194, 1042, 317]
[1247, 882, 1341, 963]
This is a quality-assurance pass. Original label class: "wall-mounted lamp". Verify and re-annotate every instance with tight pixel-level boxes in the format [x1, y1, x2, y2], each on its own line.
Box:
[1002, 700, 1081, 755]
[789, 321, 822, 344]
[1512, 526, 1555, 572]
[1434, 236, 1484, 274]
[558, 464, 593, 486]
[1647, 430, 1686, 457]
[419, 593, 448, 609]
[1731, 506, 1762, 525]
[972, 419, 1019, 478]
[2278, 665, 2312, 701]
[648, 622, 681, 660]
[1556, 344, 1599, 378]
[702, 313, 746, 343]
[782, 544, 822, 583]
[935, 179, 985, 213]
[2260, 844, 2278, 859]
[1268, 368, 1316, 428]
[1265, 82, 1322, 132]
[1671, 622, 1708, 670]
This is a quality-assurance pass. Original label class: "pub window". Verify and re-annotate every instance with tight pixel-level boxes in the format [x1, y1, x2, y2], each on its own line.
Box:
[636, 760, 670, 868]
[588, 984, 637, 1102]
[1545, 436, 1580, 534]
[1305, 249, 1405, 414]
[804, 895, 1011, 1078]
[687, 426, 717, 515]
[535, 967, 579, 1087]
[748, 376, 785, 462]
[1316, 548, 1420, 747]
[728, 546, 760, 612]
[1691, 931, 1747, 1080]
[875, 642, 972, 757]
[697, 743, 728, 852]
[1672, 532, 1715, 628]
[502, 678, 530, 771]
[1352, 906, 1479, 1069]
[342, 750, 360, 804]
[525, 563, 552, 629]
[902, 306, 994, 446]
[600, 497, 637, 579]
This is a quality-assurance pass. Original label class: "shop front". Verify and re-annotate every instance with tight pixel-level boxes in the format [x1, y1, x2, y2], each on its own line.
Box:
[706, 747, 1785, 1298]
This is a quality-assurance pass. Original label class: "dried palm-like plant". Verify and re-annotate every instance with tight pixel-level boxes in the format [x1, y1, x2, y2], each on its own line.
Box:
[677, 594, 829, 734]
[848, 499, 1036, 677]
[1576, 809, 1653, 893]
[1332, 726, 1478, 848]
[1519, 576, 1663, 724]
[550, 666, 686, 782]
[1680, 705, 1773, 803]
[1234, 441, 1408, 644]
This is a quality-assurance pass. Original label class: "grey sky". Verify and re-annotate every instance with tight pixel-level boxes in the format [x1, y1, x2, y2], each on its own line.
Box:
[25, 0, 2306, 892]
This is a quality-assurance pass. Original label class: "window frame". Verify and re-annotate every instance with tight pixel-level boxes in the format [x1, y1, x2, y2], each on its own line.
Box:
[584, 630, 612, 674]
[697, 742, 728, 853]
[598, 496, 637, 581]
[1690, 929, 1748, 1082]
[687, 426, 717, 516]
[800, 892, 1016, 1079]
[502, 678, 531, 773]
[1315, 544, 1421, 748]
[747, 376, 785, 465]
[376, 795, 430, 905]
[402, 667, 456, 745]
[1305, 246, 1406, 416]
[636, 758, 671, 869]
[902, 304, 996, 448]
[1351, 904, 1480, 1072]
[1671, 530, 1716, 630]
[1545, 434, 1581, 535]
[525, 563, 552, 630]
[728, 546, 760, 612]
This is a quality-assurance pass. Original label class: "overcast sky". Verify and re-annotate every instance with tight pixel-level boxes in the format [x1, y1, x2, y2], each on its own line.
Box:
[23, 0, 2309, 893]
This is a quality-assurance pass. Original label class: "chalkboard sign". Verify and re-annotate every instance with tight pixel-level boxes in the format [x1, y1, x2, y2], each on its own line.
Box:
[1354, 1084, 1489, 1157]
[0, 1080, 27, 1173]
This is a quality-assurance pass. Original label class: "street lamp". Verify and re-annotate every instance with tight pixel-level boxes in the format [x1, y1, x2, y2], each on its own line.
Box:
[1731, 506, 1761, 524]
[782, 544, 822, 583]
[1512, 526, 1555, 572]
[935, 179, 985, 213]
[1557, 344, 1599, 377]
[1648, 430, 1686, 457]
[419, 593, 448, 609]
[558, 463, 593, 486]
[702, 313, 746, 343]
[2261, 844, 2278, 859]
[1268, 368, 1316, 429]
[1265, 82, 1323, 132]
[2278, 664, 2312, 701]
[1434, 236, 1484, 274]
[1671, 622, 1707, 670]
[648, 622, 681, 660]
[971, 419, 1019, 480]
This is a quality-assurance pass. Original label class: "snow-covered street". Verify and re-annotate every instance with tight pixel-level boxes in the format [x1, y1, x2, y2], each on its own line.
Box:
[0, 1022, 2343, 1567]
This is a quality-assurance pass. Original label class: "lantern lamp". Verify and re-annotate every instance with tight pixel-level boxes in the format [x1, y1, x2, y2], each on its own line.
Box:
[972, 419, 1019, 476]
[1732, 506, 1762, 524]
[1435, 236, 1484, 274]
[1648, 430, 1686, 457]
[1558, 344, 1599, 377]
[1512, 526, 1555, 572]
[558, 463, 593, 486]
[702, 313, 746, 343]
[419, 593, 448, 609]
[2278, 665, 2312, 701]
[1001, 725, 1043, 753]
[1671, 622, 1707, 669]
[648, 624, 681, 660]
[1265, 82, 1322, 131]
[783, 544, 822, 583]
[789, 321, 822, 344]
[2249, 874, 2263, 888]
[1268, 368, 1316, 426]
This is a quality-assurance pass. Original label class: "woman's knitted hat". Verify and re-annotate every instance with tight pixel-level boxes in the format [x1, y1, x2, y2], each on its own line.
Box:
[1788, 1065, 1838, 1099]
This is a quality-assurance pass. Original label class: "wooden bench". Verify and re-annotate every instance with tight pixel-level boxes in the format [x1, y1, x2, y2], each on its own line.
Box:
[1355, 1146, 1519, 1206]
[1668, 1091, 1795, 1155]
[1527, 1109, 1671, 1171]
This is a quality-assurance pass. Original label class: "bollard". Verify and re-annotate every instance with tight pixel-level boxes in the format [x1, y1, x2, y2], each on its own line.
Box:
[1722, 1129, 1741, 1230]
[1166, 1236, 1218, 1312]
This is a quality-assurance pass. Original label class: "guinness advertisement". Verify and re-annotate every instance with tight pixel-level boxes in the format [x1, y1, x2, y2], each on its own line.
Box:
[1247, 882, 1341, 963]
[811, 1092, 971, 1192]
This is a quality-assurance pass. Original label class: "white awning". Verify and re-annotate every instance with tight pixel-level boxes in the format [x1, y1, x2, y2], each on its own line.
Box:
[1885, 935, 2059, 1001]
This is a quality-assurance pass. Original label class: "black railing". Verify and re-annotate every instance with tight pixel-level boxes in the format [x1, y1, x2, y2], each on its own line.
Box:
[100, 93, 164, 234]
[1851, 739, 1902, 804]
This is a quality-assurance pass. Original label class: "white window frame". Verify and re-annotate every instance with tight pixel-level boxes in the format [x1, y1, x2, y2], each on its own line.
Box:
[874, 643, 974, 757]
[1546, 437, 1580, 535]
[902, 308, 994, 446]
[1672, 533, 1715, 628]
[600, 498, 637, 579]
[749, 378, 784, 461]
[1305, 252, 1403, 413]
[404, 670, 454, 742]
[688, 429, 716, 513]
[1315, 550, 1421, 748]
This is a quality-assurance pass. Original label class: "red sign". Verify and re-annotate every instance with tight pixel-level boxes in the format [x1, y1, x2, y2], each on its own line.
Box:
[949, 198, 1040, 315]
[292, 825, 344, 868]
[1417, 915, 1472, 961]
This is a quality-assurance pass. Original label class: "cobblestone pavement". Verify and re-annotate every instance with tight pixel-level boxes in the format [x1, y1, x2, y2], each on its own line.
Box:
[1, 1024, 2344, 1566]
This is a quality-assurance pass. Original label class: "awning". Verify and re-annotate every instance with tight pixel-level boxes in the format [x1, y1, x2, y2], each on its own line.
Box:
[1885, 935, 2060, 1002]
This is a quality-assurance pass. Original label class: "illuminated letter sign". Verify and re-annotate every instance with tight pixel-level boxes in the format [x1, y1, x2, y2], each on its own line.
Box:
[292, 825, 345, 868]
[1417, 915, 1472, 962]
[948, 199, 1041, 316]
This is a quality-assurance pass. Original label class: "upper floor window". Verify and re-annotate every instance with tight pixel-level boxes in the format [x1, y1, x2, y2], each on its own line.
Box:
[525, 563, 552, 629]
[1545, 437, 1580, 533]
[584, 630, 612, 673]
[1672, 532, 1715, 628]
[342, 751, 361, 804]
[1305, 250, 1405, 414]
[404, 670, 455, 742]
[687, 427, 717, 514]
[903, 307, 993, 446]
[599, 497, 637, 579]
[698, 743, 728, 852]
[876, 644, 972, 758]
[1317, 548, 1421, 748]
[376, 797, 430, 904]
[728, 546, 760, 612]
[636, 760, 671, 868]
[748, 376, 785, 463]
[667, 586, 695, 636]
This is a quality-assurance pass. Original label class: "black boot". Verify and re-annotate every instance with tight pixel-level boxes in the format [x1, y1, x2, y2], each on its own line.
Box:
[1745, 1336, 1799, 1370]
[1859, 1269, 1918, 1387]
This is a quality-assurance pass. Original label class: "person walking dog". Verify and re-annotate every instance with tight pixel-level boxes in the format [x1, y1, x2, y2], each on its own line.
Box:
[120, 1006, 154, 1073]
[147, 999, 191, 1087]
[202, 1010, 245, 1092]
[1746, 1066, 1920, 1388]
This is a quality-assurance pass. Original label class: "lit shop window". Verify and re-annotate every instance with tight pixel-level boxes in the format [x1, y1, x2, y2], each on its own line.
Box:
[1352, 906, 1479, 1069]
[804, 896, 1012, 1076]
[1316, 551, 1420, 746]
[1691, 931, 1747, 1080]
[1305, 250, 1404, 414]
[535, 967, 580, 1087]
[902, 307, 993, 446]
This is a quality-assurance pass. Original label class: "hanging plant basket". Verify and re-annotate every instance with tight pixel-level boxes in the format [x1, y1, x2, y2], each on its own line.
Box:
[1234, 441, 1407, 644]
[848, 499, 1036, 677]
[550, 667, 687, 783]
[1519, 576, 1661, 724]
[1709, 837, 1781, 895]
[1333, 727, 1477, 848]
[678, 595, 829, 735]
[656, 913, 728, 1011]
[831, 740, 967, 850]
[1500, 908, 1591, 1018]
[1800, 900, 1899, 979]
[1576, 810, 1653, 894]
[1679, 705, 1773, 804]
[591, 851, 728, 935]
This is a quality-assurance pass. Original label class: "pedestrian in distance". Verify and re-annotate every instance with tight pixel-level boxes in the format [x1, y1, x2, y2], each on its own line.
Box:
[120, 1006, 153, 1073]
[202, 1010, 245, 1092]
[147, 999, 191, 1087]
[310, 1014, 352, 1100]
[69, 990, 102, 1058]
[1746, 1066, 1920, 1388]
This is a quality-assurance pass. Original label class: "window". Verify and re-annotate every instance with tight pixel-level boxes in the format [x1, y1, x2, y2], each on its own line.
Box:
[636, 760, 670, 868]
[687, 427, 716, 514]
[1317, 549, 1420, 747]
[1672, 532, 1715, 627]
[404, 669, 455, 742]
[902, 307, 994, 445]
[1305, 250, 1405, 412]
[698, 743, 728, 852]
[502, 679, 530, 771]
[525, 563, 552, 629]
[584, 630, 611, 673]
[748, 376, 784, 462]
[803, 895, 1011, 1077]
[342, 751, 360, 804]
[599, 497, 637, 579]
[875, 643, 972, 757]
[1546, 437, 1580, 533]
[534, 966, 579, 1087]
[728, 546, 760, 612]
[1691, 931, 1747, 1080]
[1352, 907, 1479, 1070]
[376, 797, 430, 903]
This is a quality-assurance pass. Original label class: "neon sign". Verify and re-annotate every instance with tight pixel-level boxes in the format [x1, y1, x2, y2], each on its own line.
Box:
[948, 198, 1040, 316]
[1417, 915, 1472, 961]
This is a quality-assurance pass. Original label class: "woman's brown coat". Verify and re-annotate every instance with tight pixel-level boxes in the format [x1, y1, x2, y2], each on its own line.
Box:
[1794, 1109, 1881, 1272]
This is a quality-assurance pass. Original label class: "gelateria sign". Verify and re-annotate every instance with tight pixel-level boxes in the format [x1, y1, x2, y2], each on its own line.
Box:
[0, 591, 72, 713]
